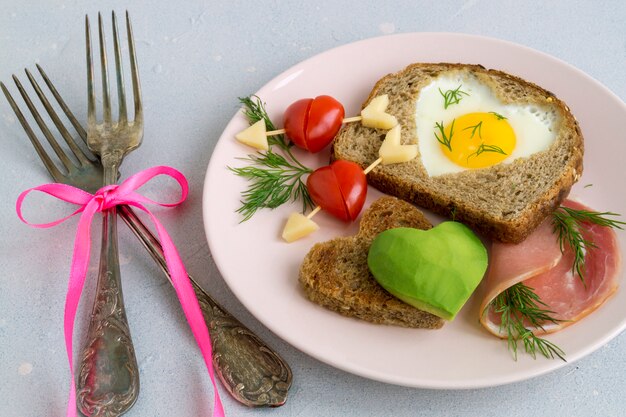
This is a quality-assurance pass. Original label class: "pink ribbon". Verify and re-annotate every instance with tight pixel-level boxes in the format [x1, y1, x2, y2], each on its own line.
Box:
[16, 166, 224, 417]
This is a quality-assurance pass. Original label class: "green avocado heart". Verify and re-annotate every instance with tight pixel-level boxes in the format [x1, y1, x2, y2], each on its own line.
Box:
[367, 222, 487, 321]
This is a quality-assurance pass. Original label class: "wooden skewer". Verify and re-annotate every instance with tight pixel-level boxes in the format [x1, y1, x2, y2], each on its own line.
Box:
[342, 116, 362, 123]
[363, 157, 383, 175]
[306, 206, 321, 219]
[305, 156, 383, 221]
[266, 116, 363, 137]
[266, 128, 287, 136]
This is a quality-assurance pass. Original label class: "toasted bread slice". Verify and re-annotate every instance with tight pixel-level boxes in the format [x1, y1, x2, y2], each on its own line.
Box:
[299, 196, 445, 329]
[332, 63, 584, 243]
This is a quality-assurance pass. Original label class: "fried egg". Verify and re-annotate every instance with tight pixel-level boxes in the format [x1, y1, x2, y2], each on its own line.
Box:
[415, 74, 558, 176]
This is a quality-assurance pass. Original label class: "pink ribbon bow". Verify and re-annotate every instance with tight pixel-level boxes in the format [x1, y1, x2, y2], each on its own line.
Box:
[16, 166, 224, 417]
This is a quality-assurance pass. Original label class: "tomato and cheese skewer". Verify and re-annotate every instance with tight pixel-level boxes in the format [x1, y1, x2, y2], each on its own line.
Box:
[233, 93, 412, 241]
[235, 94, 397, 152]
[282, 124, 419, 242]
[236, 95, 345, 151]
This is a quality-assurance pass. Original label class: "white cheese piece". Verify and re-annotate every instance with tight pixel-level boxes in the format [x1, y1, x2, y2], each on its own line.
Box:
[360, 94, 398, 129]
[282, 212, 319, 242]
[379, 125, 418, 165]
[235, 119, 268, 150]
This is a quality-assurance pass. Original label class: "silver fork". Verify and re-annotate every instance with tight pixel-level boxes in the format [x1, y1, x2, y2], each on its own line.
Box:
[1, 36, 291, 415]
[0, 20, 140, 415]
[78, 11, 142, 416]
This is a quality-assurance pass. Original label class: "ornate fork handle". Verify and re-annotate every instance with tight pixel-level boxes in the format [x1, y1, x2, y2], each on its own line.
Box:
[77, 165, 140, 416]
[117, 204, 292, 406]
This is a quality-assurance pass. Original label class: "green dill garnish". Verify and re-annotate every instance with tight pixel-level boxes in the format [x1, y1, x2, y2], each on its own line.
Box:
[552, 206, 625, 282]
[488, 282, 566, 361]
[584, 184, 593, 188]
[434, 119, 454, 151]
[229, 150, 313, 221]
[463, 121, 483, 139]
[467, 143, 508, 161]
[230, 96, 315, 221]
[438, 85, 469, 109]
[489, 111, 507, 120]
[238, 96, 290, 150]
[462, 118, 509, 160]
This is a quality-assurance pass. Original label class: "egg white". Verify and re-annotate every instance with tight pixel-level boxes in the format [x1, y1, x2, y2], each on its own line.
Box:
[415, 74, 558, 177]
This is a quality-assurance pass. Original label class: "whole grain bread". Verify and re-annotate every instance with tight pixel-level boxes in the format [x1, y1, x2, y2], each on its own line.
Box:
[331, 63, 584, 243]
[299, 196, 445, 329]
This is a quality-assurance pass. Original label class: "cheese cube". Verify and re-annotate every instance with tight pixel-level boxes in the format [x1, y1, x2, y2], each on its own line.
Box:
[282, 212, 319, 242]
[235, 119, 269, 150]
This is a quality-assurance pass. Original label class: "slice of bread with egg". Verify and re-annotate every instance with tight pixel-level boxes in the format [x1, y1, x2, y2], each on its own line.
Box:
[332, 63, 584, 243]
[299, 196, 445, 329]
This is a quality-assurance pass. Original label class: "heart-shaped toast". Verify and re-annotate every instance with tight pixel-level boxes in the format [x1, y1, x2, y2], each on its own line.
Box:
[298, 196, 444, 329]
[332, 63, 583, 243]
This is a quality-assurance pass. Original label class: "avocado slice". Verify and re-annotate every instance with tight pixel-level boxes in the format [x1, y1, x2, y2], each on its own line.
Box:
[367, 222, 488, 321]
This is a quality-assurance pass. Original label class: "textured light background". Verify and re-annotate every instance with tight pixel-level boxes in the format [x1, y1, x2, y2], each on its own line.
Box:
[1, 1, 625, 416]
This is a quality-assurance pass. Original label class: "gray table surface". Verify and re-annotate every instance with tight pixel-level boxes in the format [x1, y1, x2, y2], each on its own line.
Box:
[1, 1, 625, 416]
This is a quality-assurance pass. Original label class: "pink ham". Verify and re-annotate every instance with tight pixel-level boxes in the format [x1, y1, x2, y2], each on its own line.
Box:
[479, 200, 622, 337]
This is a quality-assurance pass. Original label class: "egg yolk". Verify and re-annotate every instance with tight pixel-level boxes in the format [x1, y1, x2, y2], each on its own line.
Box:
[437, 112, 516, 169]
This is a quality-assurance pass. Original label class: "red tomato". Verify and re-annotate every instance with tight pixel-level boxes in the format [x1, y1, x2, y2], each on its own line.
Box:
[307, 160, 367, 222]
[283, 98, 311, 150]
[332, 160, 367, 221]
[306, 164, 347, 220]
[283, 95, 345, 153]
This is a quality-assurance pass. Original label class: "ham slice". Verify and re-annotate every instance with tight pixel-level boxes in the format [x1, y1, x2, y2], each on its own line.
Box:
[480, 200, 622, 337]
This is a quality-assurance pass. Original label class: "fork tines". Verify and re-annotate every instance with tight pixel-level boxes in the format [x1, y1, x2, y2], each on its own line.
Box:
[86, 11, 142, 126]
[1, 66, 93, 181]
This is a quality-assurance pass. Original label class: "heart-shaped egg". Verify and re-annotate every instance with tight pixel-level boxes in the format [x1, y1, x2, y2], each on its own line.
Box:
[415, 75, 558, 176]
[367, 222, 487, 320]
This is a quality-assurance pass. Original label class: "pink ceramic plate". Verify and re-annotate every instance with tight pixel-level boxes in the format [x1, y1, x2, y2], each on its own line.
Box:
[203, 33, 626, 388]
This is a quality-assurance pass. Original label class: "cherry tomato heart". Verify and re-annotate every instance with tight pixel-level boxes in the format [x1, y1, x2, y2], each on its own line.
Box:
[283, 95, 345, 153]
[307, 160, 367, 222]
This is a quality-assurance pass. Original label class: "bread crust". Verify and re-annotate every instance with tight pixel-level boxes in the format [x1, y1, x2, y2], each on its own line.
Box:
[331, 63, 584, 243]
[299, 196, 445, 329]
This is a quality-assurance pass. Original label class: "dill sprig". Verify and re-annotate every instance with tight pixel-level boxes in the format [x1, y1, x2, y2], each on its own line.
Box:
[489, 282, 566, 361]
[463, 121, 483, 139]
[462, 119, 509, 161]
[231, 96, 315, 221]
[489, 111, 507, 120]
[552, 206, 625, 282]
[467, 143, 508, 161]
[229, 150, 313, 221]
[439, 85, 469, 109]
[434, 119, 455, 151]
